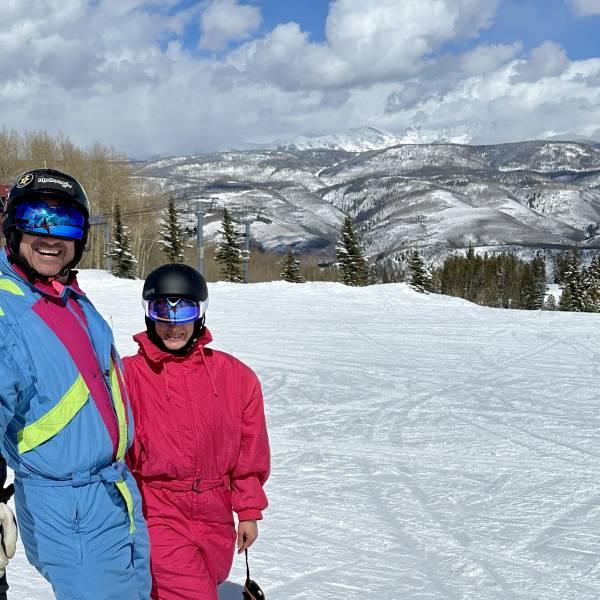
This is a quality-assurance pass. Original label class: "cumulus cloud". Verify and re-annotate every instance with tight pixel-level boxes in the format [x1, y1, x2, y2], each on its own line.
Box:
[0, 0, 183, 94]
[0, 0, 599, 157]
[569, 0, 600, 16]
[512, 41, 570, 82]
[383, 55, 600, 144]
[385, 43, 521, 112]
[199, 0, 261, 51]
[224, 0, 502, 90]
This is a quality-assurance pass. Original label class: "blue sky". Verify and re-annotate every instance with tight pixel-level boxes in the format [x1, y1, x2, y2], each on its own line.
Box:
[1, 0, 600, 156]
[252, 0, 329, 42]
[476, 0, 600, 59]
[179, 0, 600, 60]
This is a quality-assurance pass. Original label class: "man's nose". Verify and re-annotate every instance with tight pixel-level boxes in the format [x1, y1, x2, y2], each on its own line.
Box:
[37, 236, 61, 245]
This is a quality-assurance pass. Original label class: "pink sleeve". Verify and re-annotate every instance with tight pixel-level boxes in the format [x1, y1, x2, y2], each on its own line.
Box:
[123, 357, 142, 474]
[230, 375, 270, 521]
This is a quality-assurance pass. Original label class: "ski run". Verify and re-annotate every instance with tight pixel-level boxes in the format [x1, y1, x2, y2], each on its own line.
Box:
[6, 270, 600, 599]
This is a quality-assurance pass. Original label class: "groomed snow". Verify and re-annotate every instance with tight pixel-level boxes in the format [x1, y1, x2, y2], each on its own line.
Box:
[6, 272, 600, 599]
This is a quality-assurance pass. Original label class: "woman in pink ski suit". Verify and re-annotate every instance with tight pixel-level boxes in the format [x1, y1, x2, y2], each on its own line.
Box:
[124, 263, 270, 600]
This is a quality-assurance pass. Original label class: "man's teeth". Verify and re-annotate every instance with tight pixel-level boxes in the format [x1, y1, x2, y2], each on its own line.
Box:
[38, 249, 60, 256]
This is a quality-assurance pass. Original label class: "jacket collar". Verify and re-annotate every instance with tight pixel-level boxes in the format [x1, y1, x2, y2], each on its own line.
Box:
[133, 327, 214, 365]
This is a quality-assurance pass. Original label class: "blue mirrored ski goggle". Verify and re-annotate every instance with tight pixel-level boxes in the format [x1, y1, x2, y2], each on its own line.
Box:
[14, 198, 86, 240]
[143, 297, 208, 324]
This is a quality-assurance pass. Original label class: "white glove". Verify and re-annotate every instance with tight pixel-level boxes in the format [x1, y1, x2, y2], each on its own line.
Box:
[0, 503, 17, 578]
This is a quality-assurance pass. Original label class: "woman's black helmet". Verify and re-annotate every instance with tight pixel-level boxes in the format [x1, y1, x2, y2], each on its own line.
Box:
[143, 263, 208, 303]
[143, 263, 209, 355]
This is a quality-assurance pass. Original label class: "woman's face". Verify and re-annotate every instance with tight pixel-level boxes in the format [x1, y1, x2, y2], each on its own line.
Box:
[154, 321, 195, 351]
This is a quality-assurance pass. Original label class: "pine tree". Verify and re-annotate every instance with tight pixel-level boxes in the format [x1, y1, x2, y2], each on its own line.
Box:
[559, 248, 584, 311]
[159, 196, 184, 262]
[518, 263, 536, 309]
[108, 205, 137, 279]
[214, 207, 243, 282]
[408, 248, 431, 293]
[336, 215, 369, 286]
[582, 254, 600, 312]
[280, 249, 305, 283]
[544, 293, 557, 311]
[531, 256, 547, 310]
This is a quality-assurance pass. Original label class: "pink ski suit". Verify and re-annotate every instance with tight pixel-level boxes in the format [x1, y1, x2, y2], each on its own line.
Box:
[124, 329, 270, 600]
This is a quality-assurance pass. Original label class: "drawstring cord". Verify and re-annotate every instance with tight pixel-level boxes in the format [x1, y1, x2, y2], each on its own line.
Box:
[163, 362, 170, 400]
[198, 345, 218, 397]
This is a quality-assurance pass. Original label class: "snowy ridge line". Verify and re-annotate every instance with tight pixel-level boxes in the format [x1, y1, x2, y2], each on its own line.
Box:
[134, 139, 600, 262]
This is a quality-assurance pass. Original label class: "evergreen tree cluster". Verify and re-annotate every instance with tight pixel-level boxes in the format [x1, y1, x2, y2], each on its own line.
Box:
[558, 249, 600, 312]
[435, 248, 547, 309]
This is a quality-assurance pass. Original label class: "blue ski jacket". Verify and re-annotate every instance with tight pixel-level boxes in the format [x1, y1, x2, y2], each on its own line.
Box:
[0, 249, 150, 599]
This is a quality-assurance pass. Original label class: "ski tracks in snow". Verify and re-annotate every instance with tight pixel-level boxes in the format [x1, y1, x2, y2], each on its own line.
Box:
[242, 285, 600, 599]
[8, 279, 600, 599]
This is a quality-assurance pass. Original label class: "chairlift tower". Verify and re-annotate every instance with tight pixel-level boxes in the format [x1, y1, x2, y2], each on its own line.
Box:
[89, 214, 111, 271]
[191, 198, 216, 276]
[234, 211, 272, 283]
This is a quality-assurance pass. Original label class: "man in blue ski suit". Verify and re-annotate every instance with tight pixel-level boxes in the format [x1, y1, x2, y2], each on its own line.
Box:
[0, 169, 151, 599]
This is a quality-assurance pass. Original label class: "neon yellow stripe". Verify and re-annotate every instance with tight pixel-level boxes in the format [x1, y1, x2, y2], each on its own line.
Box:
[116, 480, 136, 534]
[18, 376, 89, 454]
[109, 357, 135, 533]
[0, 279, 24, 296]
[110, 359, 128, 460]
[0, 305, 4, 317]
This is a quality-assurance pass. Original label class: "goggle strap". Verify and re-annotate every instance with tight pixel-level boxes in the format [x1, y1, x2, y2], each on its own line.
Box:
[245, 548, 250, 581]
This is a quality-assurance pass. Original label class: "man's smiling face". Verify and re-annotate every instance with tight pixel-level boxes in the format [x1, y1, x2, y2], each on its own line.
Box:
[19, 232, 75, 278]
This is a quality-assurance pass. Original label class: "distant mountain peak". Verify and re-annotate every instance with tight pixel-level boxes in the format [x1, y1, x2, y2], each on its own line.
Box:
[274, 126, 471, 152]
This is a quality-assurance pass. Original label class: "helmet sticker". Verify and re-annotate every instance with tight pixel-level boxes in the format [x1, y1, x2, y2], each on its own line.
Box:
[36, 176, 74, 190]
[16, 173, 34, 188]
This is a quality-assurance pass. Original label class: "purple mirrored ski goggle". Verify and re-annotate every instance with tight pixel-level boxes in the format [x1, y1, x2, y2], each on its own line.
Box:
[143, 297, 208, 324]
[14, 198, 86, 240]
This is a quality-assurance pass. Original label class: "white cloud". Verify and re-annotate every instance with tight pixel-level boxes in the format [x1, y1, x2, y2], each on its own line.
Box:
[459, 43, 523, 76]
[383, 56, 600, 144]
[223, 0, 501, 90]
[569, 0, 600, 16]
[199, 0, 261, 51]
[512, 41, 570, 82]
[0, 0, 599, 157]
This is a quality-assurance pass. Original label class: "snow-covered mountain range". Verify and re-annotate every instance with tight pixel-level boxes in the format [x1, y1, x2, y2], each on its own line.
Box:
[277, 126, 472, 152]
[240, 126, 471, 152]
[133, 139, 600, 264]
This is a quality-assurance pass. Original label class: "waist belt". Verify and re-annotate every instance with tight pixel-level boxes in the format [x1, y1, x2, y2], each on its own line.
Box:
[16, 460, 127, 487]
[16, 461, 136, 534]
[141, 473, 230, 493]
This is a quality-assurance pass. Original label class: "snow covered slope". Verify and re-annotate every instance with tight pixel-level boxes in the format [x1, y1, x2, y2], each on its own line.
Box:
[9, 271, 600, 599]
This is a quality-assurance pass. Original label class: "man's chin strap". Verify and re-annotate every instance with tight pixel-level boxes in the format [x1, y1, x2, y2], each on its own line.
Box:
[6, 231, 75, 283]
[7, 249, 74, 284]
[145, 317, 206, 356]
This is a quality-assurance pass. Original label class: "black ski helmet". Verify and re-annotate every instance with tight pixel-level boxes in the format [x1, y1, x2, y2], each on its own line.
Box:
[3, 168, 91, 273]
[143, 263, 209, 355]
[143, 263, 208, 303]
